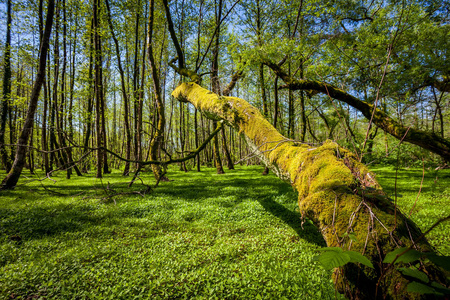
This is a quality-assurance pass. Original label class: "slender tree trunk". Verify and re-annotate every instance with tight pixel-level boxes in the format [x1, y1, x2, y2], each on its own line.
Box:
[38, 0, 49, 174]
[82, 23, 94, 173]
[137, 11, 146, 171]
[67, 12, 82, 177]
[221, 127, 234, 170]
[259, 64, 269, 175]
[50, 7, 62, 169]
[132, 3, 140, 170]
[194, 109, 201, 171]
[147, 0, 168, 181]
[101, 74, 110, 174]
[299, 70, 307, 141]
[93, 0, 103, 178]
[287, 63, 295, 139]
[105, 0, 132, 176]
[0, 0, 12, 172]
[1, 0, 55, 189]
[211, 0, 224, 174]
[273, 76, 279, 130]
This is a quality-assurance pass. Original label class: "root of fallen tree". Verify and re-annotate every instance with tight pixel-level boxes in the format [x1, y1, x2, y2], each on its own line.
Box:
[172, 82, 449, 300]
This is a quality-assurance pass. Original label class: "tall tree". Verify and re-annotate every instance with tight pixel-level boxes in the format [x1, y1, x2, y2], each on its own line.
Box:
[211, 0, 225, 174]
[1, 0, 55, 190]
[93, 0, 104, 178]
[0, 0, 13, 171]
[104, 0, 133, 176]
[148, 0, 168, 180]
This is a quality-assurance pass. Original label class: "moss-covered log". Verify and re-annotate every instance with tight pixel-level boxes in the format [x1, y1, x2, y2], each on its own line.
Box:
[172, 82, 448, 299]
[263, 60, 450, 163]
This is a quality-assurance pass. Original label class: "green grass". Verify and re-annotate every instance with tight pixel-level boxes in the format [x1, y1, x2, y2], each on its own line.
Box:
[0, 166, 338, 299]
[370, 166, 450, 255]
[0, 165, 448, 299]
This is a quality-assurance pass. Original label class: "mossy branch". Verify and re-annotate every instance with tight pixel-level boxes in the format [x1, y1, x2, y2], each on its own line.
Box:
[263, 59, 450, 162]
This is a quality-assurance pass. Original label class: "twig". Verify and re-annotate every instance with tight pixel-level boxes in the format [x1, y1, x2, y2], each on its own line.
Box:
[409, 157, 425, 216]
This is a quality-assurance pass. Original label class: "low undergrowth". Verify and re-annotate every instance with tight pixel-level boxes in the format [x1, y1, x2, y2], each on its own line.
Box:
[0, 165, 448, 299]
[371, 166, 450, 255]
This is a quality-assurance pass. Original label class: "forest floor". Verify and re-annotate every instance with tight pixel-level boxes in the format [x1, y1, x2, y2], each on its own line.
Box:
[0, 165, 449, 299]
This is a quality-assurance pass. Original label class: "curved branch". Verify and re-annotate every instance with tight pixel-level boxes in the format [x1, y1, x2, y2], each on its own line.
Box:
[263, 59, 450, 162]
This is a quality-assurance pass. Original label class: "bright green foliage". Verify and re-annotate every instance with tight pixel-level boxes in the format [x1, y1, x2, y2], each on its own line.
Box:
[315, 247, 374, 270]
[383, 248, 423, 264]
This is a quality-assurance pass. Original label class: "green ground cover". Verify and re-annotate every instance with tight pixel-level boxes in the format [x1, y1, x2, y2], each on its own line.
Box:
[0, 165, 449, 299]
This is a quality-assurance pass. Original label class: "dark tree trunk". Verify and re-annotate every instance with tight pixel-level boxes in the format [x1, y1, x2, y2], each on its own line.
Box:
[211, 0, 224, 174]
[105, 0, 132, 176]
[148, 0, 168, 181]
[194, 108, 201, 171]
[259, 64, 269, 175]
[0, 0, 12, 172]
[93, 0, 103, 178]
[132, 3, 140, 170]
[1, 0, 55, 189]
[82, 24, 94, 173]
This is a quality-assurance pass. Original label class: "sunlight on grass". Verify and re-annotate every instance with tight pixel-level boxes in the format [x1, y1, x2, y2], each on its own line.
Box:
[0, 165, 448, 299]
[0, 166, 339, 299]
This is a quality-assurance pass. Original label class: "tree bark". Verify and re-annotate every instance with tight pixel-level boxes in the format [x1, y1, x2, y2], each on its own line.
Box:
[210, 0, 225, 174]
[93, 0, 103, 178]
[1, 0, 55, 189]
[172, 82, 448, 300]
[105, 0, 132, 176]
[0, 0, 12, 172]
[147, 0, 168, 181]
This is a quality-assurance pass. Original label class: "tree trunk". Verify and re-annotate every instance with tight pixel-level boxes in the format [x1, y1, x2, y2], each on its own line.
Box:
[194, 108, 201, 171]
[93, 0, 103, 178]
[173, 82, 448, 300]
[221, 127, 234, 170]
[210, 0, 225, 174]
[147, 0, 168, 181]
[1, 0, 55, 189]
[0, 0, 12, 172]
[105, 0, 132, 176]
[259, 64, 269, 175]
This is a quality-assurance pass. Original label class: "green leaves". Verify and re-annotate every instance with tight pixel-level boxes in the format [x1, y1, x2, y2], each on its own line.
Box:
[382, 249, 450, 297]
[346, 251, 374, 269]
[407, 281, 437, 294]
[407, 281, 450, 296]
[382, 247, 422, 264]
[426, 253, 450, 272]
[315, 247, 374, 270]
[397, 268, 429, 283]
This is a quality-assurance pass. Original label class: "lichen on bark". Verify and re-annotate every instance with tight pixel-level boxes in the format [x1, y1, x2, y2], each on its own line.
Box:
[173, 82, 448, 299]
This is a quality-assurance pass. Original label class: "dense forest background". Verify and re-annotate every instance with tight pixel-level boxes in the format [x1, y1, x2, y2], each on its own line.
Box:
[0, 0, 448, 182]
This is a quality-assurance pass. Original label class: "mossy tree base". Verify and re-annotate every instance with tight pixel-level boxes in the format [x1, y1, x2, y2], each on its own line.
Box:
[172, 82, 448, 300]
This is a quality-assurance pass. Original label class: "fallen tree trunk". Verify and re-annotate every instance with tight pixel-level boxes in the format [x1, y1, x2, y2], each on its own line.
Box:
[172, 82, 448, 299]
